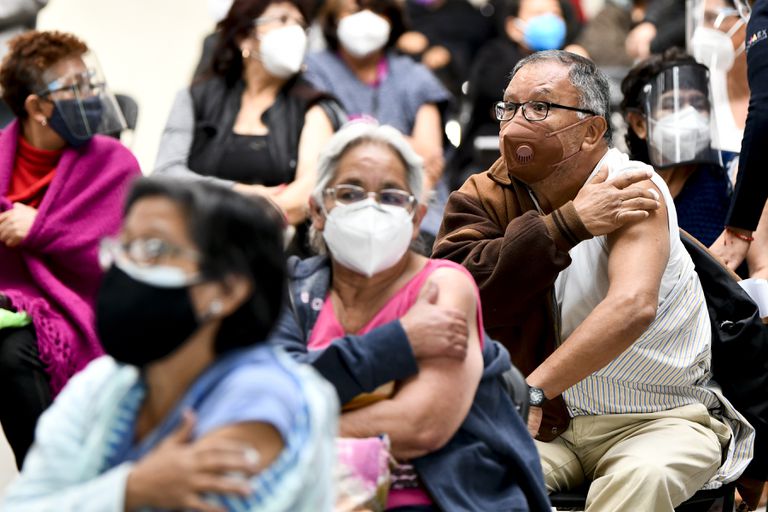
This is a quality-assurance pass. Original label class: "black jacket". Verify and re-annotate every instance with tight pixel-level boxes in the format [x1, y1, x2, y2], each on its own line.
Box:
[729, 0, 768, 230]
[187, 75, 344, 183]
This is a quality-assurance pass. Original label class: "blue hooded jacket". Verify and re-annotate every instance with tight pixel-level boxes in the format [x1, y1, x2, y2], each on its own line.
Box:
[270, 255, 550, 511]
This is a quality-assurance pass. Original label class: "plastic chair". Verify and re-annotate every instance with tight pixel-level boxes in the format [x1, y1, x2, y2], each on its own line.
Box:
[114, 93, 138, 132]
[0, 99, 15, 129]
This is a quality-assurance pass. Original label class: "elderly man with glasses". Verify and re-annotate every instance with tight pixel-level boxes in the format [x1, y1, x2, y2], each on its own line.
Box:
[433, 50, 754, 511]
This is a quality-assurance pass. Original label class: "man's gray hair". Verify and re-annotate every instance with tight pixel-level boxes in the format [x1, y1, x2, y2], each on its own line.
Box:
[309, 121, 424, 253]
[510, 50, 612, 143]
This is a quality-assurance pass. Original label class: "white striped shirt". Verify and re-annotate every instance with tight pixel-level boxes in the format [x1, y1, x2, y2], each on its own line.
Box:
[554, 149, 754, 485]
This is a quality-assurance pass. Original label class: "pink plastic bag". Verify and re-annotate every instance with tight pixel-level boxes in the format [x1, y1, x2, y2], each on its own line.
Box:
[335, 435, 392, 512]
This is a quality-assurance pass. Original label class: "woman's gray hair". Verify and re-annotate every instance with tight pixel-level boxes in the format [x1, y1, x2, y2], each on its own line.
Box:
[312, 121, 424, 205]
[309, 121, 424, 254]
[511, 50, 613, 143]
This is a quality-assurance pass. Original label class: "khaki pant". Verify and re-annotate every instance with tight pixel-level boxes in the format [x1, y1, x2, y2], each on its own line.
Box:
[535, 403, 731, 512]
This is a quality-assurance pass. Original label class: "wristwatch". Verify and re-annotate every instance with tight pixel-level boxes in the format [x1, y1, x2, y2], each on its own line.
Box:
[528, 385, 548, 407]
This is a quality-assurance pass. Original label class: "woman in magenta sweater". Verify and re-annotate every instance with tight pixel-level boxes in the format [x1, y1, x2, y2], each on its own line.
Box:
[0, 30, 140, 467]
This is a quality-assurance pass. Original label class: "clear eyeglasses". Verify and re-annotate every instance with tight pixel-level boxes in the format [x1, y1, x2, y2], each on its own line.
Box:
[323, 184, 417, 212]
[253, 13, 308, 30]
[99, 238, 202, 288]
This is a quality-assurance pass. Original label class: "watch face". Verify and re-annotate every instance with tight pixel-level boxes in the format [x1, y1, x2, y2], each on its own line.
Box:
[529, 387, 545, 406]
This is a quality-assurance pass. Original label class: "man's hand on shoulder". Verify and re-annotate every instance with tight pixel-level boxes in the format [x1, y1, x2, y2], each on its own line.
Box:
[573, 165, 661, 237]
[400, 280, 469, 361]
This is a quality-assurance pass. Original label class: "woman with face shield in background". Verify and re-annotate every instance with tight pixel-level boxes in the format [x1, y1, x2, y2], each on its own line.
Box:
[154, 0, 345, 257]
[620, 50, 731, 246]
[0, 30, 141, 468]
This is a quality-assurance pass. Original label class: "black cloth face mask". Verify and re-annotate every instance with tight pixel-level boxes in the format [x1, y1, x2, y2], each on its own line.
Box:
[48, 96, 104, 147]
[96, 265, 201, 367]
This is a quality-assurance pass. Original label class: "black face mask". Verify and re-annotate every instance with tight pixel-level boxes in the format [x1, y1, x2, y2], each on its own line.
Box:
[96, 265, 200, 367]
[48, 96, 104, 147]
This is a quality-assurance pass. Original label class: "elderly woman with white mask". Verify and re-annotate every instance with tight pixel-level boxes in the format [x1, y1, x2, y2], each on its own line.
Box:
[155, 0, 345, 253]
[270, 121, 550, 512]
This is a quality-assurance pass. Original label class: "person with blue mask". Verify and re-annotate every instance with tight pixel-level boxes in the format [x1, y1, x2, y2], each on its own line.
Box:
[446, 0, 584, 190]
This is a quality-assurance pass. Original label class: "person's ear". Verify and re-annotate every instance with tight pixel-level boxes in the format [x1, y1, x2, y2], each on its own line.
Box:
[309, 196, 326, 231]
[216, 274, 252, 317]
[190, 273, 252, 322]
[24, 95, 50, 125]
[505, 16, 525, 44]
[626, 111, 647, 140]
[581, 115, 608, 150]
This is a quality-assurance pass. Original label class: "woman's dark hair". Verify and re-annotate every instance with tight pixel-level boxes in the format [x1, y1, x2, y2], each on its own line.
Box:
[125, 177, 287, 353]
[620, 47, 699, 164]
[209, 0, 312, 86]
[318, 0, 409, 52]
[0, 30, 88, 120]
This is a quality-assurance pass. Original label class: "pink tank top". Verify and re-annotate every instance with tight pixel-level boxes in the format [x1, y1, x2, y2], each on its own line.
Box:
[307, 259, 484, 507]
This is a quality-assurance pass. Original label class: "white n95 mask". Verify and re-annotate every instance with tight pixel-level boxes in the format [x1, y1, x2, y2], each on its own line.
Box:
[649, 106, 711, 165]
[259, 25, 307, 79]
[691, 21, 744, 73]
[337, 10, 391, 58]
[322, 199, 414, 277]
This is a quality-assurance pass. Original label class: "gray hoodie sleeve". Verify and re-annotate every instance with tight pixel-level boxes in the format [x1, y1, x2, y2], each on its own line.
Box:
[152, 88, 235, 188]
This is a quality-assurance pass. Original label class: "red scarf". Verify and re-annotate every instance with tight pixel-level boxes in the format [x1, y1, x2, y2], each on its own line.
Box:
[6, 137, 63, 208]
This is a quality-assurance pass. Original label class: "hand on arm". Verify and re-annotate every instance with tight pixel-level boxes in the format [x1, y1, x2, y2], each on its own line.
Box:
[573, 165, 660, 237]
[125, 411, 276, 512]
[0, 203, 37, 247]
[527, 180, 668, 407]
[263, 105, 334, 225]
[339, 268, 483, 460]
[400, 280, 469, 361]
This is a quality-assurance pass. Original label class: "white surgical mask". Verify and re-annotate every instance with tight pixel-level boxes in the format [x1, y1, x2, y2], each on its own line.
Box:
[337, 10, 391, 58]
[691, 20, 744, 72]
[650, 106, 711, 165]
[322, 198, 413, 277]
[259, 25, 307, 78]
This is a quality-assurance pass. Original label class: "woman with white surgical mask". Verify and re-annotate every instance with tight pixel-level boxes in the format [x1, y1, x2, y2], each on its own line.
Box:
[303, 0, 451, 247]
[155, 0, 346, 257]
[272, 121, 547, 511]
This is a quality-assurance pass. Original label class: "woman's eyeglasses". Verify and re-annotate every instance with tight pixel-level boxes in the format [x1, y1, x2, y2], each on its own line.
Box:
[323, 184, 416, 212]
[253, 13, 308, 30]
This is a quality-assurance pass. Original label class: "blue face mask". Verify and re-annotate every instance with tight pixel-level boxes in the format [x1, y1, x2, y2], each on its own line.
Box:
[519, 14, 566, 51]
[48, 96, 104, 147]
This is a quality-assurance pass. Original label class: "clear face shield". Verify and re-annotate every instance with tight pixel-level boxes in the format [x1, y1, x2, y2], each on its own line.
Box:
[37, 52, 126, 144]
[733, 0, 752, 21]
[643, 63, 720, 169]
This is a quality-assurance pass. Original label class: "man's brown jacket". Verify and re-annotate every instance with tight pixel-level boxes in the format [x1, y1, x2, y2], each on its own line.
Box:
[433, 158, 594, 440]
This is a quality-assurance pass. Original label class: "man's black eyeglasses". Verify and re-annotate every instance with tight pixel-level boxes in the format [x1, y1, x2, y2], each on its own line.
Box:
[494, 100, 598, 122]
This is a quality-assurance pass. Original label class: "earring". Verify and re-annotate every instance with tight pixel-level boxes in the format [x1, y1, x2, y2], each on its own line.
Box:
[40, 119, 47, 127]
[241, 48, 251, 59]
[208, 299, 223, 316]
